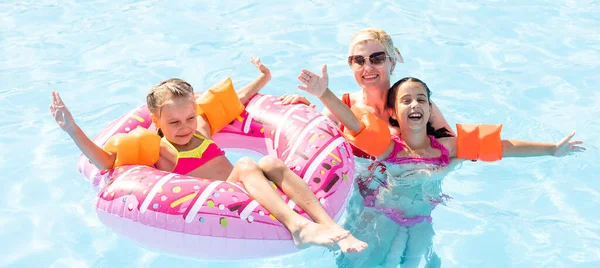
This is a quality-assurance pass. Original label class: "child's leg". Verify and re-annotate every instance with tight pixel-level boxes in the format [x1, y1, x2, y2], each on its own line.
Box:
[338, 210, 401, 268]
[401, 221, 436, 268]
[227, 157, 348, 248]
[256, 156, 336, 224]
[380, 225, 409, 268]
[257, 155, 368, 253]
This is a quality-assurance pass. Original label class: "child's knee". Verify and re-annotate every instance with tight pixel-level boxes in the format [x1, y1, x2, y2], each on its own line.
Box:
[257, 155, 286, 172]
[235, 157, 261, 173]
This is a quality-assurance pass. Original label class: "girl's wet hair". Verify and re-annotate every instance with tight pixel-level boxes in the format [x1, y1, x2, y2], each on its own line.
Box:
[385, 77, 453, 139]
[147, 78, 195, 137]
[146, 78, 195, 114]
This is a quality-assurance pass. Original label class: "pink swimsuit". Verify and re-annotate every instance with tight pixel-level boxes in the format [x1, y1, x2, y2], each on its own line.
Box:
[163, 133, 226, 175]
[359, 135, 450, 226]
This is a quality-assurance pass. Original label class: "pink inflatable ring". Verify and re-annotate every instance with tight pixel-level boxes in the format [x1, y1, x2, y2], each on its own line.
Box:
[78, 93, 355, 260]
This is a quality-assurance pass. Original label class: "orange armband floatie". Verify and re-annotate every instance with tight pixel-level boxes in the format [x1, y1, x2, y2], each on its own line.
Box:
[342, 106, 391, 157]
[103, 127, 161, 168]
[456, 124, 503, 162]
[196, 77, 245, 135]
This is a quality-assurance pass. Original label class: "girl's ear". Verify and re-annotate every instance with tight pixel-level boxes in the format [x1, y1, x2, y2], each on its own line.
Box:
[428, 103, 433, 121]
[388, 108, 400, 127]
[387, 107, 401, 127]
[150, 113, 159, 128]
[388, 108, 397, 120]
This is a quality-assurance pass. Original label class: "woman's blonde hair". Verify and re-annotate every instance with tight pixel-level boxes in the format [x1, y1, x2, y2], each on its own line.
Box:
[348, 28, 403, 63]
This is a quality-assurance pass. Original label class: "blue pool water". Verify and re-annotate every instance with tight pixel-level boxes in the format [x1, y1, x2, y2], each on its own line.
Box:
[1, 1, 599, 267]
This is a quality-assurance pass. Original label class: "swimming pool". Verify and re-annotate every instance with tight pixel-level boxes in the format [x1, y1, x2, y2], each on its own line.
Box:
[1, 0, 599, 267]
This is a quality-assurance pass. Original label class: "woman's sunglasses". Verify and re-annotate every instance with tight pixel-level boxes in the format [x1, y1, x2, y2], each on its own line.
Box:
[347, 51, 390, 71]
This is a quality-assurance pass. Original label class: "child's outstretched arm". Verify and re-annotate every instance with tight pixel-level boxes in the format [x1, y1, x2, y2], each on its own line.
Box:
[50, 91, 116, 170]
[298, 65, 395, 159]
[237, 56, 271, 105]
[502, 132, 585, 157]
[442, 131, 585, 159]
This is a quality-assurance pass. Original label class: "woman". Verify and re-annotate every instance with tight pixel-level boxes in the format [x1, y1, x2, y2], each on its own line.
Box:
[281, 28, 454, 159]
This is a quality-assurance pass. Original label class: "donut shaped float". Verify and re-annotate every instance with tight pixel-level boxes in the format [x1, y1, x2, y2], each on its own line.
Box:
[77, 93, 355, 259]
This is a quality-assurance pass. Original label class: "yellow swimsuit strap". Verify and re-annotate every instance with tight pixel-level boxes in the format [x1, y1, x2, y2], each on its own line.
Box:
[162, 133, 215, 159]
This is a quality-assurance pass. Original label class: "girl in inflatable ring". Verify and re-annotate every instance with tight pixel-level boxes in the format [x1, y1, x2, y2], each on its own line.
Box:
[298, 73, 586, 267]
[50, 56, 367, 253]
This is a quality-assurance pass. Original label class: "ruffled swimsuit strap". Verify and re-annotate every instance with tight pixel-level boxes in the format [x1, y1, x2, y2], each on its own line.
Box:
[384, 135, 450, 166]
[384, 136, 407, 161]
[428, 135, 450, 166]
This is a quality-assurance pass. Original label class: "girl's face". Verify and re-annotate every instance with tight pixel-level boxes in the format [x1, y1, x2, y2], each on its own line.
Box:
[152, 97, 197, 145]
[390, 82, 431, 132]
[349, 40, 395, 89]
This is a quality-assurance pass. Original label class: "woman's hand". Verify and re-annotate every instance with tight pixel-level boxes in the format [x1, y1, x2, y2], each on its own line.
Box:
[297, 64, 329, 98]
[50, 91, 77, 134]
[552, 132, 585, 157]
[277, 94, 316, 108]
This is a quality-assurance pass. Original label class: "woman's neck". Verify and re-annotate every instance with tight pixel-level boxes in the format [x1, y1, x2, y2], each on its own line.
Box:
[400, 129, 430, 151]
[361, 85, 388, 118]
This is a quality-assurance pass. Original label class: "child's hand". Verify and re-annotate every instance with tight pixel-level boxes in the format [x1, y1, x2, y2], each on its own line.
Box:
[553, 132, 585, 157]
[297, 65, 328, 98]
[277, 94, 316, 108]
[250, 56, 271, 78]
[50, 91, 77, 134]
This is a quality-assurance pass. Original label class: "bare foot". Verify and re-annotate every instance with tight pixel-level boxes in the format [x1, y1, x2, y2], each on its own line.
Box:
[291, 220, 350, 249]
[337, 233, 368, 253]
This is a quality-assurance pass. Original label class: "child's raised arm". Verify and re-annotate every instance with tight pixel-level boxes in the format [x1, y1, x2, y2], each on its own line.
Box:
[237, 56, 271, 105]
[298, 65, 395, 159]
[50, 91, 116, 170]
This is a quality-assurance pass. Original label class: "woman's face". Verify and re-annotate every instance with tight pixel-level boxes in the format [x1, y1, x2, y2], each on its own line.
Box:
[391, 82, 431, 132]
[153, 97, 197, 145]
[349, 40, 395, 90]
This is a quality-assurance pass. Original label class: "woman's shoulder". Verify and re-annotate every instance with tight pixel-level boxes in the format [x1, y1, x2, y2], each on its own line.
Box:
[348, 91, 363, 103]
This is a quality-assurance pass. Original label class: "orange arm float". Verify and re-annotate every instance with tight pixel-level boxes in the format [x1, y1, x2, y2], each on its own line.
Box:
[196, 77, 245, 135]
[456, 124, 503, 162]
[342, 106, 391, 157]
[103, 127, 161, 168]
